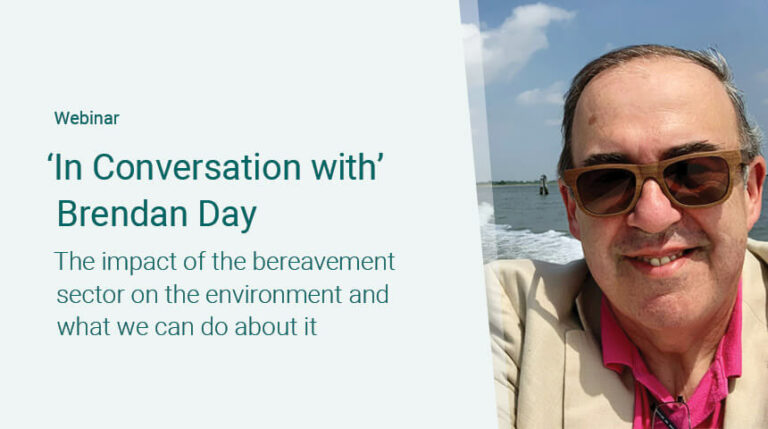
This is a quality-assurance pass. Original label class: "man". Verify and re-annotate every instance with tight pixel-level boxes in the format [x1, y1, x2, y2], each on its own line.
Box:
[487, 45, 768, 428]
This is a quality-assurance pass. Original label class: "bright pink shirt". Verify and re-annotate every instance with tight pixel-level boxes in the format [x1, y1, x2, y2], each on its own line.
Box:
[600, 281, 742, 429]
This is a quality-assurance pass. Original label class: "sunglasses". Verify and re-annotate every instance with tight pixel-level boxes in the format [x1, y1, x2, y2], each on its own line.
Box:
[563, 150, 744, 217]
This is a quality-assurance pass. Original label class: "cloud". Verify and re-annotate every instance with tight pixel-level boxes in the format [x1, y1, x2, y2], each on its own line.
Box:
[757, 69, 768, 83]
[544, 118, 562, 127]
[516, 80, 566, 105]
[763, 97, 768, 105]
[463, 3, 575, 86]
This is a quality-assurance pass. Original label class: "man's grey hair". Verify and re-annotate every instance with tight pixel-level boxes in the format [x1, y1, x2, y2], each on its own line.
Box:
[557, 44, 763, 178]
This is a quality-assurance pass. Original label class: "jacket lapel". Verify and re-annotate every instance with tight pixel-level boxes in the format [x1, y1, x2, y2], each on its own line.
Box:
[564, 330, 634, 428]
[724, 246, 768, 427]
[563, 277, 634, 428]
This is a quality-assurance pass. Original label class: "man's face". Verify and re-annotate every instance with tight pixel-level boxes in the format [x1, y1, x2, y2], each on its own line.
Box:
[561, 57, 765, 330]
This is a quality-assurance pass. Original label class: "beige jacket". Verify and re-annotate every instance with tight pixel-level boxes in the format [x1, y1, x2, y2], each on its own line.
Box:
[486, 239, 768, 428]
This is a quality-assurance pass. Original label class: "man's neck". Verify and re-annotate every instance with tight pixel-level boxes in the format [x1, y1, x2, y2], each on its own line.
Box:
[613, 292, 737, 399]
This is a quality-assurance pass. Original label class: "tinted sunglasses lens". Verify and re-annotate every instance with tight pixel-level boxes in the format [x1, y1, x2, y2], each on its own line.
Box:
[577, 168, 636, 215]
[663, 156, 730, 205]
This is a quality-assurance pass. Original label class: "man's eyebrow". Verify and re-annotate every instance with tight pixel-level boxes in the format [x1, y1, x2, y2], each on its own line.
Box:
[582, 153, 631, 167]
[661, 141, 720, 159]
[580, 141, 723, 167]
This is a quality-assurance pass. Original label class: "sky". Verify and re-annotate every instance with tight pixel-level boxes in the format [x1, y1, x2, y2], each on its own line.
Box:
[461, 0, 768, 182]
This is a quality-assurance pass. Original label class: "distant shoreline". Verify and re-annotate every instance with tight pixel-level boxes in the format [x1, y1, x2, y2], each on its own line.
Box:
[477, 182, 557, 187]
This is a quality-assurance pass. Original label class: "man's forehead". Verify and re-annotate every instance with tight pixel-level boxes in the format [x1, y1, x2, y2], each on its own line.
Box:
[571, 56, 741, 164]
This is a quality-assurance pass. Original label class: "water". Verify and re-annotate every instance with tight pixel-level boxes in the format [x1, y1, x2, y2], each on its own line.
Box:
[478, 183, 768, 264]
[478, 184, 583, 264]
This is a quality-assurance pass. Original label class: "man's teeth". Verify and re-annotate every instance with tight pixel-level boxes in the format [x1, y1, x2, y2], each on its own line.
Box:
[638, 251, 684, 267]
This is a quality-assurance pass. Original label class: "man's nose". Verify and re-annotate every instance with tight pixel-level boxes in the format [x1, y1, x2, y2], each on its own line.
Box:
[625, 179, 682, 233]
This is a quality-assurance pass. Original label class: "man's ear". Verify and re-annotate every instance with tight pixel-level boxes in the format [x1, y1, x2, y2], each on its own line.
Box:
[746, 155, 766, 230]
[559, 180, 581, 240]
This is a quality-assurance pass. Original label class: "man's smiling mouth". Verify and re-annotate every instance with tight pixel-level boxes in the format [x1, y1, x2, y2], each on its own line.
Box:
[637, 251, 683, 267]
[625, 248, 698, 267]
